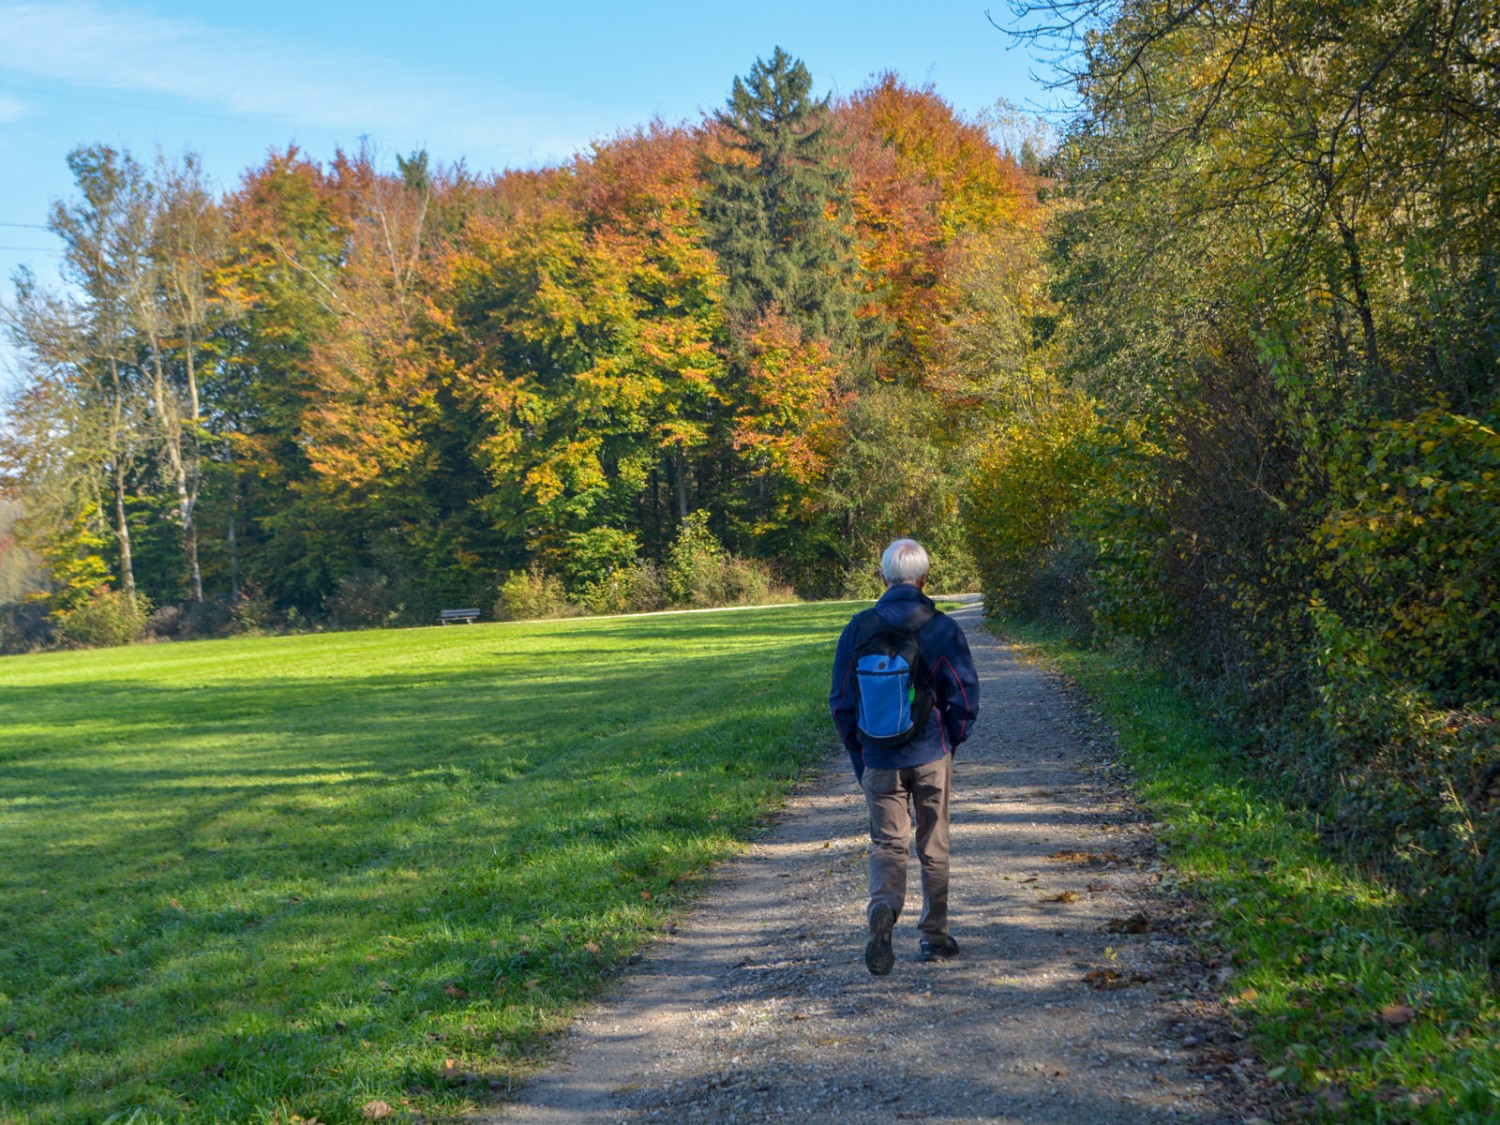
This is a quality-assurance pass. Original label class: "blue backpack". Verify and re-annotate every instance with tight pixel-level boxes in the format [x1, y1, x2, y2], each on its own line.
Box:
[852, 603, 936, 750]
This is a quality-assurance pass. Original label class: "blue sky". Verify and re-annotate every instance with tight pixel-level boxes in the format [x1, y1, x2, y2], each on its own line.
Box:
[0, 0, 1059, 387]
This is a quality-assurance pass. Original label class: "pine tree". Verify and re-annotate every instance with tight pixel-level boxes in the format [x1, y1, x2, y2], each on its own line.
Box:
[703, 48, 863, 360]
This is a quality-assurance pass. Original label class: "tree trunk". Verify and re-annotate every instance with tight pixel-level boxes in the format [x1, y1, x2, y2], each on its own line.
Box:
[183, 329, 204, 602]
[1336, 211, 1383, 377]
[228, 511, 239, 604]
[113, 459, 135, 600]
[227, 441, 240, 603]
[184, 498, 203, 602]
[672, 447, 690, 522]
[106, 357, 136, 599]
[148, 338, 202, 601]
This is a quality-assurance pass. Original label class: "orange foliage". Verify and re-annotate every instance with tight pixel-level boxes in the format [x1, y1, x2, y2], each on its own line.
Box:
[733, 305, 849, 491]
[300, 148, 442, 493]
[837, 75, 1039, 389]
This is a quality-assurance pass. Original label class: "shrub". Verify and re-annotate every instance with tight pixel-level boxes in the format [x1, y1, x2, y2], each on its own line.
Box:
[717, 556, 781, 606]
[1316, 408, 1500, 704]
[658, 513, 789, 608]
[960, 395, 1111, 615]
[1294, 410, 1500, 952]
[1308, 600, 1500, 950]
[54, 586, 150, 648]
[0, 599, 52, 654]
[146, 603, 184, 639]
[662, 512, 725, 607]
[577, 561, 664, 616]
[1023, 534, 1098, 639]
[555, 528, 641, 593]
[840, 564, 884, 601]
[926, 538, 980, 596]
[494, 568, 577, 621]
[1076, 443, 1179, 648]
[325, 570, 403, 630]
[146, 601, 222, 640]
[230, 584, 275, 635]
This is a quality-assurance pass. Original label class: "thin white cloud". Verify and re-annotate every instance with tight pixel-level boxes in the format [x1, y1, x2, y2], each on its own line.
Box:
[0, 1, 589, 163]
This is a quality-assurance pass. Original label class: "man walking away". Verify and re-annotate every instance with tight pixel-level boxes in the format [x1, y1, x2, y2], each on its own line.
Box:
[829, 539, 980, 975]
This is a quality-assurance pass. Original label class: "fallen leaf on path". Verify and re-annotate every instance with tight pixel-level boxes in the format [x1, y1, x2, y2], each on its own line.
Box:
[1084, 968, 1151, 990]
[1019, 876, 1039, 884]
[1105, 913, 1152, 933]
[1084, 968, 1123, 989]
[1379, 1004, 1417, 1027]
[1049, 850, 1124, 866]
[1042, 891, 1079, 903]
[360, 1101, 394, 1120]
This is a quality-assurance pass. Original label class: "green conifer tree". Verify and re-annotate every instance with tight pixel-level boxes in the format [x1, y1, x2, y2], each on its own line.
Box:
[703, 47, 864, 360]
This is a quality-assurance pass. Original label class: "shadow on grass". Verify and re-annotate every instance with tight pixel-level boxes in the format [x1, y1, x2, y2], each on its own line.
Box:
[0, 615, 845, 1124]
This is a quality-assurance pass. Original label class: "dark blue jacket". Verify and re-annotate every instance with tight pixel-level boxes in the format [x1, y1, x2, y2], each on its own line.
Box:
[829, 584, 980, 779]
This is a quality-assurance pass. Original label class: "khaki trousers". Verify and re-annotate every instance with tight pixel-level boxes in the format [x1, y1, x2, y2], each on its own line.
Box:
[860, 755, 951, 938]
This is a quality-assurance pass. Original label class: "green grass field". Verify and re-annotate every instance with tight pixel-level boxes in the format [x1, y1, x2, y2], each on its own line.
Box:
[0, 604, 855, 1125]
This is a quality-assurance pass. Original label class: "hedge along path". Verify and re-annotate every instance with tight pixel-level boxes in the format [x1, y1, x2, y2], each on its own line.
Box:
[492, 600, 1253, 1124]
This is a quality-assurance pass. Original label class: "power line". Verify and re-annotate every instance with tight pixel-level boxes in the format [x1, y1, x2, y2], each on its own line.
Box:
[0, 223, 51, 231]
[0, 245, 63, 254]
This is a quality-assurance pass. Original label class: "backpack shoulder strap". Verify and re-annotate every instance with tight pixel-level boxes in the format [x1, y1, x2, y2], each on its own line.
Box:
[850, 607, 885, 650]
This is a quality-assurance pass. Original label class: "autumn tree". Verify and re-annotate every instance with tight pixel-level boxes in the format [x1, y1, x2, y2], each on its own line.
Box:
[214, 148, 352, 609]
[141, 152, 229, 602]
[437, 126, 728, 586]
[4, 146, 157, 604]
[839, 75, 1039, 394]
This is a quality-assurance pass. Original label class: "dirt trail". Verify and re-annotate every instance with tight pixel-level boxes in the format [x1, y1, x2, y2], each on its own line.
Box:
[491, 602, 1248, 1123]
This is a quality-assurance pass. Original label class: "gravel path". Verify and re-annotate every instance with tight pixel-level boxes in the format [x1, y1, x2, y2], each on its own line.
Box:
[490, 602, 1251, 1124]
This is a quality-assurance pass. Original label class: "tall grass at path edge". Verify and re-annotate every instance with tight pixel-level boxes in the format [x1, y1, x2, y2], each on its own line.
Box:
[0, 602, 862, 1125]
[1000, 617, 1500, 1124]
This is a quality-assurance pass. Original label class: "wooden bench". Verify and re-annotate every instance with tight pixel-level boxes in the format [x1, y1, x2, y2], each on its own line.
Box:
[438, 608, 481, 625]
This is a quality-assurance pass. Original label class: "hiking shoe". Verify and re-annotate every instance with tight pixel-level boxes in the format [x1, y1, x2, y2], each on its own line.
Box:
[865, 903, 896, 976]
[918, 934, 960, 962]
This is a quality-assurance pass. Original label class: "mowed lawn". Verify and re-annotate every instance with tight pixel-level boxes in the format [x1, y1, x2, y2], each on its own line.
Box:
[0, 603, 855, 1125]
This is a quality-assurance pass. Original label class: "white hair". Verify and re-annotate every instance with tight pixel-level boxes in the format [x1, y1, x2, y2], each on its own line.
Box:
[880, 538, 930, 585]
